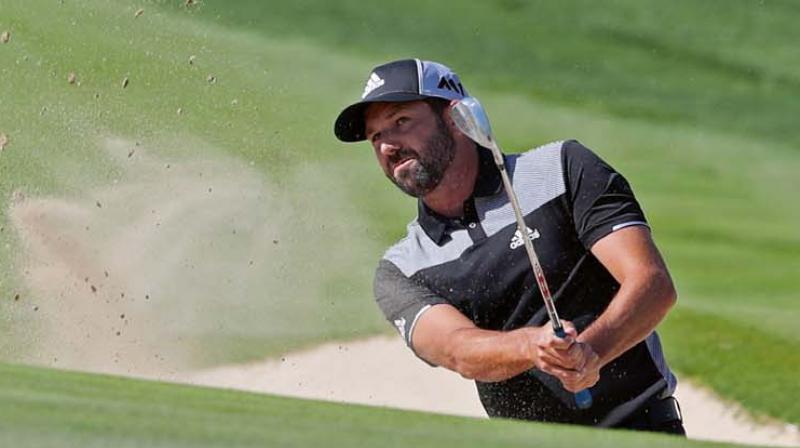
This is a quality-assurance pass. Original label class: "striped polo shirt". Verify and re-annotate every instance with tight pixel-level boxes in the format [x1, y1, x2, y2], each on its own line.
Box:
[373, 140, 676, 426]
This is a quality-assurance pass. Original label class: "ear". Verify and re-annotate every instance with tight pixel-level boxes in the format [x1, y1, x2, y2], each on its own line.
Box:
[447, 99, 460, 120]
[445, 99, 469, 141]
[443, 99, 458, 130]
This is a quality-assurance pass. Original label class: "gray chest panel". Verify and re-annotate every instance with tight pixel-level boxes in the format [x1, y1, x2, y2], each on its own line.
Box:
[385, 141, 565, 278]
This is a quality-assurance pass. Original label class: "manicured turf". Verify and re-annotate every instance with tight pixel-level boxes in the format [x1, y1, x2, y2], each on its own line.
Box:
[192, 0, 800, 148]
[0, 0, 798, 434]
[0, 362, 742, 448]
[661, 307, 800, 424]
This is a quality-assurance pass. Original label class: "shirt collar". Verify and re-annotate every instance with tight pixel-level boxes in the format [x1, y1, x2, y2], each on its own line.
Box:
[472, 145, 503, 197]
[417, 146, 502, 245]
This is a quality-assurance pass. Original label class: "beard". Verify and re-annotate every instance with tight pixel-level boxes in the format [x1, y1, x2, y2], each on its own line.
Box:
[387, 116, 456, 198]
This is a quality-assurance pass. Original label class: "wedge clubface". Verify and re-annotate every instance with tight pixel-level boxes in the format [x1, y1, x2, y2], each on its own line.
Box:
[451, 96, 593, 410]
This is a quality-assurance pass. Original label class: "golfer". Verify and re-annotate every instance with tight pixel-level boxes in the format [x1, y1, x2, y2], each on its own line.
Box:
[334, 59, 685, 435]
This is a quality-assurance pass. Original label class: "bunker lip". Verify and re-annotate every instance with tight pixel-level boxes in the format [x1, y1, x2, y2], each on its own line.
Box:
[174, 336, 800, 447]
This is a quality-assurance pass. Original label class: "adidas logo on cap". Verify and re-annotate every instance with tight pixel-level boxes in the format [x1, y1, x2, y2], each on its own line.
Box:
[362, 72, 385, 99]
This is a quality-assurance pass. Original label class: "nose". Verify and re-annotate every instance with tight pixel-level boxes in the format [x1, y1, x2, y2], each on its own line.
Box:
[378, 140, 401, 158]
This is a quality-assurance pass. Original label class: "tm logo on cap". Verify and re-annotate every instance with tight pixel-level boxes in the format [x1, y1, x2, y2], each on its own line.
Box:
[362, 72, 385, 99]
[437, 76, 465, 96]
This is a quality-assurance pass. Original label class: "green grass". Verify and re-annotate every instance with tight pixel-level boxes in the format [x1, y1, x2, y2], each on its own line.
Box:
[0, 0, 798, 433]
[660, 307, 800, 423]
[0, 362, 743, 448]
[184, 0, 800, 148]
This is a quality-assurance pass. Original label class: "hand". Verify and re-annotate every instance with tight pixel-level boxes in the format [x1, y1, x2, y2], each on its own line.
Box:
[557, 341, 600, 393]
[527, 321, 601, 392]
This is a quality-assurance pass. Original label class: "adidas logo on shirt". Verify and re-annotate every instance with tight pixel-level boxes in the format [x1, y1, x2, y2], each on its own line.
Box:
[509, 227, 540, 249]
[362, 72, 385, 98]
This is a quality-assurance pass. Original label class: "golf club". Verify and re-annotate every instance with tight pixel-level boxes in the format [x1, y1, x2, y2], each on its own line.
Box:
[451, 96, 593, 410]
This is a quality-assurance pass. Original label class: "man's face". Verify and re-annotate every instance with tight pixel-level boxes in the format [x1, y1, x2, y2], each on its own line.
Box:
[364, 101, 455, 198]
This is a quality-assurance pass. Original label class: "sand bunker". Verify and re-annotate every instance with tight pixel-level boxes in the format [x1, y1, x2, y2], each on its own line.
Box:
[183, 336, 799, 447]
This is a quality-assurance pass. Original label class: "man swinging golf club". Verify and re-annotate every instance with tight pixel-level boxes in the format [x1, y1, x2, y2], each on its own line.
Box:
[334, 59, 684, 435]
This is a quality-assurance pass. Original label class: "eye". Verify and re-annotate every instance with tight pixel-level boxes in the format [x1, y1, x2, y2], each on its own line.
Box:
[396, 116, 410, 127]
[370, 131, 381, 143]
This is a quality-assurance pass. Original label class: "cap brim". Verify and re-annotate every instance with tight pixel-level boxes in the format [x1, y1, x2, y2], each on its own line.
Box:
[334, 92, 429, 142]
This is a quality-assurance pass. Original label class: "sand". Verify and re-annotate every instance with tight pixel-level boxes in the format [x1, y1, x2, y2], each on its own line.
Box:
[6, 135, 381, 377]
[183, 335, 800, 447]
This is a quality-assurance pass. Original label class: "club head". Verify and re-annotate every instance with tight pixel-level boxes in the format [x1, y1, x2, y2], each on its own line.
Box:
[450, 96, 496, 150]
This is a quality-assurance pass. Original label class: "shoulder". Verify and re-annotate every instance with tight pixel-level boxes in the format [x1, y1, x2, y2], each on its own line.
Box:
[512, 138, 612, 184]
[381, 219, 427, 277]
[559, 139, 608, 166]
[382, 219, 470, 278]
[508, 139, 571, 181]
[514, 139, 566, 163]
[513, 139, 598, 165]
[503, 140, 570, 210]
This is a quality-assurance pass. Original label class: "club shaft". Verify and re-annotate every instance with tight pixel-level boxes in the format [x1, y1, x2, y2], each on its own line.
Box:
[489, 144, 562, 331]
[455, 96, 593, 408]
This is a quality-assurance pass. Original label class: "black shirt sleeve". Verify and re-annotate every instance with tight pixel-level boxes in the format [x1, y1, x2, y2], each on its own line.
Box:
[562, 140, 649, 248]
[373, 259, 448, 348]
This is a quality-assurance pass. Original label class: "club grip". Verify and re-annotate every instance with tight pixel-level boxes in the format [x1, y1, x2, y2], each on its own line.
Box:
[554, 327, 593, 410]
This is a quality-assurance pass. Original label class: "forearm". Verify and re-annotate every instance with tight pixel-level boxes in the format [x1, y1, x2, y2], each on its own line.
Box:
[577, 268, 676, 367]
[435, 326, 538, 382]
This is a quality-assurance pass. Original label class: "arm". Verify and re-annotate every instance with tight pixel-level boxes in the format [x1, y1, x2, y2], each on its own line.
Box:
[577, 225, 677, 367]
[412, 304, 585, 382]
[555, 140, 676, 391]
[412, 304, 534, 381]
[375, 257, 586, 383]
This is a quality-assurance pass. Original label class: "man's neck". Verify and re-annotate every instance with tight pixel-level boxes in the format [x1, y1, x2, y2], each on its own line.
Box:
[422, 142, 479, 218]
